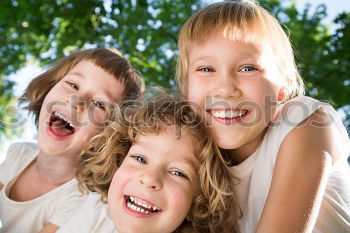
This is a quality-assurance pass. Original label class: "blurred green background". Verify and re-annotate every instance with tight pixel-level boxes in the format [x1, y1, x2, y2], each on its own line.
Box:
[0, 0, 349, 153]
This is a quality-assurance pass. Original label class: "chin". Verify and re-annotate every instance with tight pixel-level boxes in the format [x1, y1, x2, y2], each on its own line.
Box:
[115, 225, 144, 233]
[213, 135, 239, 150]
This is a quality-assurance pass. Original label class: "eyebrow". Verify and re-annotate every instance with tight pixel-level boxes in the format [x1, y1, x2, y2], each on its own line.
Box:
[189, 56, 212, 65]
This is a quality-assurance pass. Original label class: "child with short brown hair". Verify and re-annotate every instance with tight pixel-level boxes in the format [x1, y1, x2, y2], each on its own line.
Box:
[0, 48, 143, 233]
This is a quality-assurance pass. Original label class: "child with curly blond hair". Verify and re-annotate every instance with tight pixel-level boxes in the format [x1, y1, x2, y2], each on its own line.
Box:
[58, 90, 240, 233]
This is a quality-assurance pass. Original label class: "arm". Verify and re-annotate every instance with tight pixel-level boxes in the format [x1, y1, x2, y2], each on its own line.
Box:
[256, 109, 340, 233]
[37, 223, 59, 233]
[0, 182, 3, 191]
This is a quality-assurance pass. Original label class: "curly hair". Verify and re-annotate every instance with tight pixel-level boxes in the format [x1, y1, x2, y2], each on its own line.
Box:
[20, 48, 144, 126]
[77, 89, 241, 233]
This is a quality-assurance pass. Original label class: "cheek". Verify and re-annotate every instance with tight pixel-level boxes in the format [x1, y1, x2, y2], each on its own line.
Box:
[39, 89, 57, 117]
[108, 168, 129, 209]
[80, 111, 108, 136]
[37, 90, 58, 131]
[108, 171, 123, 201]
[85, 106, 108, 125]
[165, 183, 194, 219]
[187, 78, 207, 106]
[108, 171, 125, 224]
[246, 79, 278, 104]
[246, 82, 278, 124]
[110, 166, 130, 192]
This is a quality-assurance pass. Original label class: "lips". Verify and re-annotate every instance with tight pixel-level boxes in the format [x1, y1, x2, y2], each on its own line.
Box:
[47, 111, 75, 139]
[206, 108, 250, 125]
[124, 195, 161, 216]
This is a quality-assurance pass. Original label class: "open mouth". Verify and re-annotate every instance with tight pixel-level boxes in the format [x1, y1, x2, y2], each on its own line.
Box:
[124, 195, 161, 215]
[49, 111, 75, 137]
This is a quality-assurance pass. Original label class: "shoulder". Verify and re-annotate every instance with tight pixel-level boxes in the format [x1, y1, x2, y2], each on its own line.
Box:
[46, 183, 86, 227]
[275, 96, 323, 126]
[57, 193, 111, 233]
[52, 179, 84, 207]
[0, 142, 38, 183]
[58, 192, 103, 211]
[280, 97, 347, 164]
[83, 192, 105, 208]
[7, 141, 38, 160]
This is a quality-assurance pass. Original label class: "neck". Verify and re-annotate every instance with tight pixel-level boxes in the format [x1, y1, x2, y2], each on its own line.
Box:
[35, 151, 78, 186]
[228, 127, 268, 165]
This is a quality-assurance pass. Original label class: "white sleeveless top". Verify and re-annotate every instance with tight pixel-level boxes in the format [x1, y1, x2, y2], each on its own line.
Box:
[57, 192, 117, 233]
[232, 96, 350, 233]
[0, 142, 84, 233]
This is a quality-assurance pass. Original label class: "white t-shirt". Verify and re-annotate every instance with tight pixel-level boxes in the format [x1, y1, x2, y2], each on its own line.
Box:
[232, 96, 350, 233]
[57, 192, 116, 233]
[0, 142, 84, 233]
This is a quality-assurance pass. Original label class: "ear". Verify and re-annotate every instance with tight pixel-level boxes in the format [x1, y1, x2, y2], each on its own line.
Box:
[278, 87, 287, 102]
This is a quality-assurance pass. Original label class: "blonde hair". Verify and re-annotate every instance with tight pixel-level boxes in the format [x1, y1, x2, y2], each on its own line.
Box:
[78, 89, 241, 232]
[20, 48, 144, 126]
[176, 0, 305, 101]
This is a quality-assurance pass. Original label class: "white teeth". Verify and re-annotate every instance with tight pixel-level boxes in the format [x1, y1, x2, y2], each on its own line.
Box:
[212, 110, 245, 119]
[127, 196, 161, 214]
[53, 112, 73, 127]
[54, 112, 67, 121]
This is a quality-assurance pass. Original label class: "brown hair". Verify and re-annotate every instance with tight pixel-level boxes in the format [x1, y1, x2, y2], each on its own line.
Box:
[176, 0, 305, 101]
[78, 89, 241, 232]
[20, 48, 144, 126]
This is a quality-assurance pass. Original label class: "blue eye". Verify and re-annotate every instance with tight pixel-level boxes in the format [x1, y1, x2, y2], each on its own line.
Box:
[170, 170, 188, 179]
[132, 155, 147, 164]
[240, 65, 257, 72]
[66, 81, 79, 90]
[198, 67, 215, 72]
[92, 100, 106, 111]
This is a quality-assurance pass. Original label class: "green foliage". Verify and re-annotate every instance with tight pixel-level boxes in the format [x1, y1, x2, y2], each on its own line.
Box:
[0, 0, 203, 140]
[0, 0, 349, 141]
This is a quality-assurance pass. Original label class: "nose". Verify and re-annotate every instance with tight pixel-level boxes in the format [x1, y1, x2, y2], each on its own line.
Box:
[139, 168, 163, 191]
[212, 73, 242, 99]
[65, 95, 85, 112]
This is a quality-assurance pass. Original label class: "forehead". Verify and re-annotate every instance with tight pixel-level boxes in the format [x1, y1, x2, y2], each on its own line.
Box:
[133, 127, 198, 165]
[66, 60, 125, 101]
[189, 32, 274, 62]
[186, 22, 268, 48]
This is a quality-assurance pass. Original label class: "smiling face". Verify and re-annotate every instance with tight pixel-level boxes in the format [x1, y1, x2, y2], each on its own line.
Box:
[108, 126, 199, 233]
[37, 60, 125, 158]
[187, 33, 283, 163]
